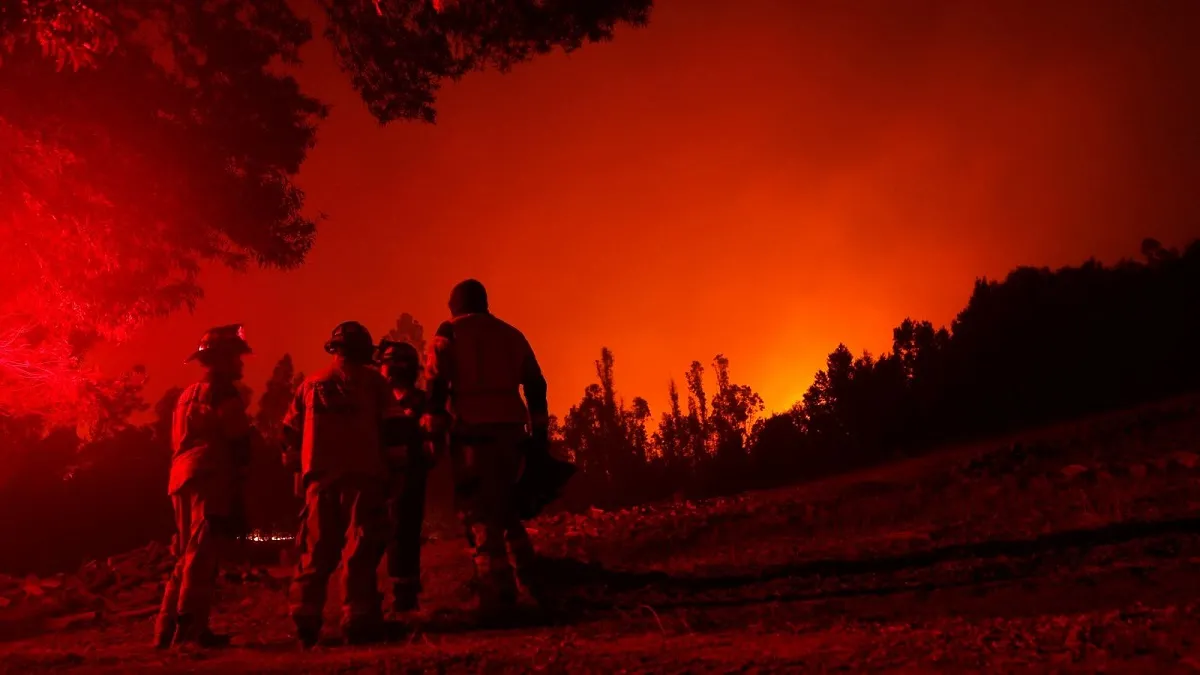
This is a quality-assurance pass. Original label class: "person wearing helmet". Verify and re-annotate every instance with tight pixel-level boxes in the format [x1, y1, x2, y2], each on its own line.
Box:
[422, 279, 559, 622]
[282, 321, 392, 647]
[155, 325, 254, 649]
[376, 339, 439, 614]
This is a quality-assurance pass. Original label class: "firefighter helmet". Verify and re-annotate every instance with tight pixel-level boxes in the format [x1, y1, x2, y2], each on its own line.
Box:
[324, 321, 375, 356]
[376, 339, 420, 365]
[185, 324, 252, 364]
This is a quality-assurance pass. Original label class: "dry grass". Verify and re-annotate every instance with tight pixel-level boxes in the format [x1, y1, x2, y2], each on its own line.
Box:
[2, 394, 1200, 672]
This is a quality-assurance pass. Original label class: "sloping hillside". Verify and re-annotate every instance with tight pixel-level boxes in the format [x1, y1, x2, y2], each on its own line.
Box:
[2, 395, 1199, 673]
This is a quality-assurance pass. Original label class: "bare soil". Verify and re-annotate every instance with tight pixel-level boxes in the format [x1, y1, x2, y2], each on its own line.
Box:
[3, 396, 1200, 673]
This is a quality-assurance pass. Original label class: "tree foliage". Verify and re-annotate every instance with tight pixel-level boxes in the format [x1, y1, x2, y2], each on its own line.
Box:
[385, 312, 426, 355]
[1, 0, 325, 420]
[744, 238, 1200, 490]
[320, 0, 654, 123]
[255, 353, 303, 446]
[556, 238, 1200, 509]
[3, 238, 1198, 568]
[248, 353, 304, 532]
[0, 0, 653, 420]
[560, 347, 761, 508]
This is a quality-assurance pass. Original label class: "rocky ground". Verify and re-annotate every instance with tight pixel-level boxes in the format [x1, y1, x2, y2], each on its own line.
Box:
[2, 396, 1200, 673]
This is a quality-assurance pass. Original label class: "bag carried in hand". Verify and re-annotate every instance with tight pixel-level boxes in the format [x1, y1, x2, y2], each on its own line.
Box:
[513, 440, 576, 521]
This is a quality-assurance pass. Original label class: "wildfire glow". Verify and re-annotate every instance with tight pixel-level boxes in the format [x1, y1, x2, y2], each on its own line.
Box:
[245, 530, 294, 543]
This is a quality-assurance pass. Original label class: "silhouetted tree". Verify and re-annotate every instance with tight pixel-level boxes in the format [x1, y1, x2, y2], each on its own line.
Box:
[747, 409, 807, 487]
[320, 0, 654, 123]
[385, 313, 426, 355]
[622, 396, 652, 468]
[152, 386, 184, 444]
[7, 237, 1200, 558]
[256, 354, 301, 444]
[745, 239, 1200, 483]
[561, 384, 602, 474]
[1, 0, 652, 420]
[247, 354, 304, 532]
[0, 2, 326, 420]
[385, 312, 427, 386]
[564, 239, 1200, 507]
[78, 365, 149, 442]
[684, 360, 710, 460]
[653, 379, 689, 467]
[710, 354, 764, 460]
[560, 348, 662, 506]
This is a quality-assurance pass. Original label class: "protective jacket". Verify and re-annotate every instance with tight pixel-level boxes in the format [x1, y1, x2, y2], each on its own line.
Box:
[425, 313, 548, 429]
[284, 362, 391, 486]
[168, 380, 250, 496]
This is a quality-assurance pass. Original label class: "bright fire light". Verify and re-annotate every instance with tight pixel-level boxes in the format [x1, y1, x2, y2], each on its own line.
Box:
[245, 530, 294, 543]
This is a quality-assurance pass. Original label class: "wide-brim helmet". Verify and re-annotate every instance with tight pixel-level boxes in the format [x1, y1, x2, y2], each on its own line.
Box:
[185, 324, 252, 364]
[375, 339, 420, 365]
[325, 321, 375, 355]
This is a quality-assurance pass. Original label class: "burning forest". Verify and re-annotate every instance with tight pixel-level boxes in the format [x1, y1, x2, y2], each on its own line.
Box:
[3, 0, 1200, 672]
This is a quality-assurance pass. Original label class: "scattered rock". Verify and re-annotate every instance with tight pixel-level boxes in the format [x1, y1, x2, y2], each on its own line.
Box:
[47, 611, 98, 631]
[1169, 451, 1198, 470]
[1061, 465, 1090, 479]
[0, 540, 176, 636]
[22, 576, 45, 597]
[100, 606, 154, 624]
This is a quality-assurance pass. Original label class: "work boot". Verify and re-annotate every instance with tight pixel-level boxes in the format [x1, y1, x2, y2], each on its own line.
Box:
[518, 568, 556, 610]
[152, 617, 176, 650]
[293, 615, 322, 649]
[475, 600, 519, 629]
[172, 615, 232, 649]
[474, 579, 519, 628]
[342, 618, 386, 646]
[196, 630, 233, 648]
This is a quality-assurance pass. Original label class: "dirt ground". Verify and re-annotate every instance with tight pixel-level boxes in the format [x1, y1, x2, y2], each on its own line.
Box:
[3, 397, 1200, 673]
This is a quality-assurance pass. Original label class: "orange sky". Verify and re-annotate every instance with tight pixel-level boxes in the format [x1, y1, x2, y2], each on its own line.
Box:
[94, 0, 1200, 419]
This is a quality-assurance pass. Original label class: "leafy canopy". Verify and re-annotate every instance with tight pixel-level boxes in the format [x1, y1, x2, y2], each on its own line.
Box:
[0, 0, 652, 420]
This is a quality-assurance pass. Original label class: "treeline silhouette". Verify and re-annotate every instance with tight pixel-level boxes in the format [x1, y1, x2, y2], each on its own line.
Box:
[0, 238, 1197, 573]
[553, 237, 1200, 508]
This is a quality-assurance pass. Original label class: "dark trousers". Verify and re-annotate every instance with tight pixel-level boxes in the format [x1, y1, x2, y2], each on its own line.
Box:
[156, 474, 233, 641]
[386, 466, 429, 592]
[289, 476, 388, 629]
[451, 424, 537, 610]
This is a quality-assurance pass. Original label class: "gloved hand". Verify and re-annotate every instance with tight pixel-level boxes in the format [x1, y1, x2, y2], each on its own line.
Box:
[281, 443, 300, 472]
[514, 431, 576, 521]
[420, 412, 448, 436]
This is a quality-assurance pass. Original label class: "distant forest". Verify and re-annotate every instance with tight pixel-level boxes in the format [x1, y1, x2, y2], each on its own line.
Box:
[1, 238, 1197, 574]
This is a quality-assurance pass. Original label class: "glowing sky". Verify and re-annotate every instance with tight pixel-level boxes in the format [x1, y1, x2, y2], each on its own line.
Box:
[94, 0, 1200, 419]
